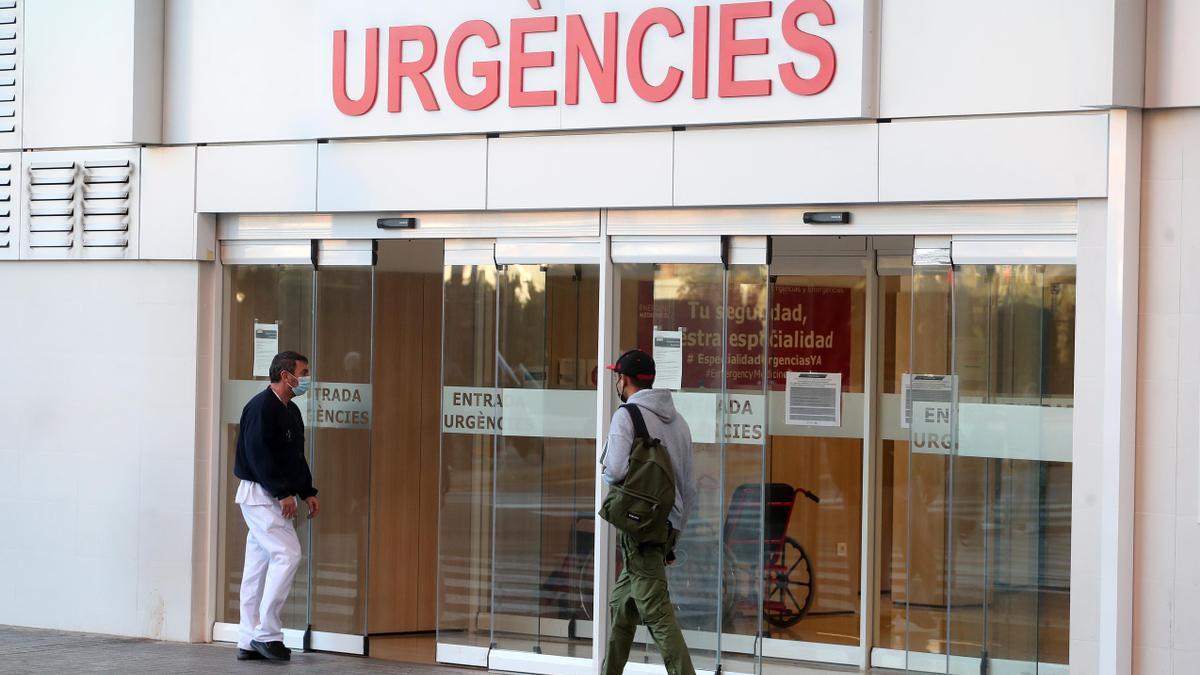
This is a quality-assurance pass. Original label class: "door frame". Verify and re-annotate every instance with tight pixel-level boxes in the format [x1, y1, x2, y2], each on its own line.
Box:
[208, 202, 1092, 675]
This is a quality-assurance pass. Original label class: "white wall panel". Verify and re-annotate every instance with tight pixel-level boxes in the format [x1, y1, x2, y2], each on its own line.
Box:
[487, 131, 672, 210]
[164, 0, 313, 144]
[1146, 0, 1200, 108]
[879, 114, 1109, 203]
[673, 123, 877, 206]
[317, 138, 487, 212]
[141, 145, 214, 260]
[879, 1, 1118, 117]
[196, 142, 317, 213]
[0, 261, 204, 641]
[23, 0, 162, 148]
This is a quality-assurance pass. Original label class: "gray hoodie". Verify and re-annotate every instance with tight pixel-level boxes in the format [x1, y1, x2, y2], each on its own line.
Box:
[601, 388, 698, 533]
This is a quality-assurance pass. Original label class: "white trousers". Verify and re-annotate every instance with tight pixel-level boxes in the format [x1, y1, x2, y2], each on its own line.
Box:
[238, 502, 301, 649]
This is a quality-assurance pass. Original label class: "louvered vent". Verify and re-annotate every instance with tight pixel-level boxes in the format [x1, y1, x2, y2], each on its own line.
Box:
[27, 161, 76, 251]
[81, 159, 131, 249]
[0, 159, 12, 254]
[0, 0, 17, 141]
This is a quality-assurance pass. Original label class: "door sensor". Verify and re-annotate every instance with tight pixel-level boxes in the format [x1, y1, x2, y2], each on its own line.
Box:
[377, 217, 417, 229]
[802, 211, 851, 225]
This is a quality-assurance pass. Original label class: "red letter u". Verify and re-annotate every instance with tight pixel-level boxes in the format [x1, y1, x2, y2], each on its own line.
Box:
[333, 28, 379, 116]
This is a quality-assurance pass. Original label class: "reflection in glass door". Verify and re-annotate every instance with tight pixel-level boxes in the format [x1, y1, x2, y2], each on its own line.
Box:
[894, 258, 1074, 673]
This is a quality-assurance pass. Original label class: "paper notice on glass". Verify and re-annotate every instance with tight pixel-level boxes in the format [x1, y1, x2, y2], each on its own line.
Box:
[253, 322, 279, 378]
[652, 329, 684, 391]
[784, 372, 842, 427]
[901, 374, 957, 429]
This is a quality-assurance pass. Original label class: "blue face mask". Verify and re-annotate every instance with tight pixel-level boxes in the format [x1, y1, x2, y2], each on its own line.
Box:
[290, 375, 311, 397]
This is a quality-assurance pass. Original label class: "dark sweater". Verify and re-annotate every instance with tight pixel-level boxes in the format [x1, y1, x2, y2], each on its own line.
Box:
[233, 387, 318, 500]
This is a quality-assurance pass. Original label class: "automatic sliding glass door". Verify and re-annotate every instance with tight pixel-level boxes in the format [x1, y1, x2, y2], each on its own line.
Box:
[437, 243, 600, 669]
[610, 237, 770, 675]
[899, 250, 1074, 674]
[492, 263, 599, 658]
[218, 264, 315, 649]
[217, 241, 376, 655]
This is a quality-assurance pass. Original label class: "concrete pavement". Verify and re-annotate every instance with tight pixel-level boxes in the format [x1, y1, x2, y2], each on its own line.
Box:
[0, 625, 478, 675]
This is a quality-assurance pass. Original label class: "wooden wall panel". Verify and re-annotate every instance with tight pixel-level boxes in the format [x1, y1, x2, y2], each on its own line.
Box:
[368, 271, 442, 634]
[416, 274, 443, 629]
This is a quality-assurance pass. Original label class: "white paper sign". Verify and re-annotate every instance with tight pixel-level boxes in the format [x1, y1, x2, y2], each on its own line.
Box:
[901, 373, 957, 429]
[253, 322, 279, 377]
[784, 372, 842, 427]
[652, 329, 684, 391]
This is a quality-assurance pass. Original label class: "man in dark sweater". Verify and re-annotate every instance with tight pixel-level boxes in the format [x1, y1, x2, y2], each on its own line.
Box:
[233, 351, 320, 662]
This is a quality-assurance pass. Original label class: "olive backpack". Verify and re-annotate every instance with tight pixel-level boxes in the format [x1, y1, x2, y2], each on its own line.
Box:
[599, 403, 677, 545]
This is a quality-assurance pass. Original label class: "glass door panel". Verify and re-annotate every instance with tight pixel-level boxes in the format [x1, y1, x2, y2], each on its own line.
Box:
[946, 265, 1074, 671]
[719, 264, 769, 674]
[898, 261, 1074, 673]
[875, 272, 911, 654]
[614, 262, 727, 673]
[492, 263, 599, 658]
[905, 264, 954, 671]
[309, 268, 374, 638]
[436, 264, 498, 654]
[763, 272, 867, 653]
[218, 265, 314, 638]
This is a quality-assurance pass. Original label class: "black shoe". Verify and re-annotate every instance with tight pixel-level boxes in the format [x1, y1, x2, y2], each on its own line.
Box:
[250, 640, 291, 661]
[237, 648, 265, 661]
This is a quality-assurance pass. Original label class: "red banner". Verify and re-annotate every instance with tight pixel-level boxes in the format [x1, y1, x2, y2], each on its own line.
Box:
[636, 281, 851, 391]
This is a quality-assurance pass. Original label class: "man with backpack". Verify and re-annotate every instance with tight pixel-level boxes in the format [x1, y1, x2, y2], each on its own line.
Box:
[600, 349, 698, 675]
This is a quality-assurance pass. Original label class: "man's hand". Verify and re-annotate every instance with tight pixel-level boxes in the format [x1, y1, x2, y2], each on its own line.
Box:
[305, 496, 320, 520]
[280, 495, 298, 519]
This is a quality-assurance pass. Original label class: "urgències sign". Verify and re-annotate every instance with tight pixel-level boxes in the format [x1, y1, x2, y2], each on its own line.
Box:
[328, 0, 873, 134]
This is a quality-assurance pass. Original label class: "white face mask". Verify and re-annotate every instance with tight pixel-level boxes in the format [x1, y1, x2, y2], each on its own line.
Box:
[615, 377, 628, 403]
[290, 373, 311, 396]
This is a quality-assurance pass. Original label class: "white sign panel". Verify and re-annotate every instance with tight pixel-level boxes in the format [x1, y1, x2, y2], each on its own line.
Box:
[253, 323, 279, 377]
[784, 371, 841, 427]
[721, 392, 766, 445]
[441, 386, 596, 438]
[905, 373, 956, 454]
[311, 382, 372, 429]
[502, 388, 597, 439]
[901, 373, 957, 429]
[442, 386, 504, 435]
[167, 0, 874, 144]
[652, 329, 684, 391]
[670, 391, 765, 445]
[221, 380, 370, 429]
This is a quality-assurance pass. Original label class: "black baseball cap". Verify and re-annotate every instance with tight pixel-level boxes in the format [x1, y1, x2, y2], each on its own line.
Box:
[606, 349, 656, 382]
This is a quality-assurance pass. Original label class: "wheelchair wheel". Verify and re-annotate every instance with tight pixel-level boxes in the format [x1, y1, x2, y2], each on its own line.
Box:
[764, 536, 814, 628]
[576, 551, 594, 620]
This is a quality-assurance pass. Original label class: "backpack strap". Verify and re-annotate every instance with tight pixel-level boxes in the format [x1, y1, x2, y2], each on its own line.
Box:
[620, 403, 651, 441]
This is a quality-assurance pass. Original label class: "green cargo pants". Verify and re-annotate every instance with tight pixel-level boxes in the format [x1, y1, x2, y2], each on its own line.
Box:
[601, 531, 695, 675]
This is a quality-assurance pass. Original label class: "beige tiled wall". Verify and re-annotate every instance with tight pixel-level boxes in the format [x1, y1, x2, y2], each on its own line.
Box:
[1134, 109, 1200, 674]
